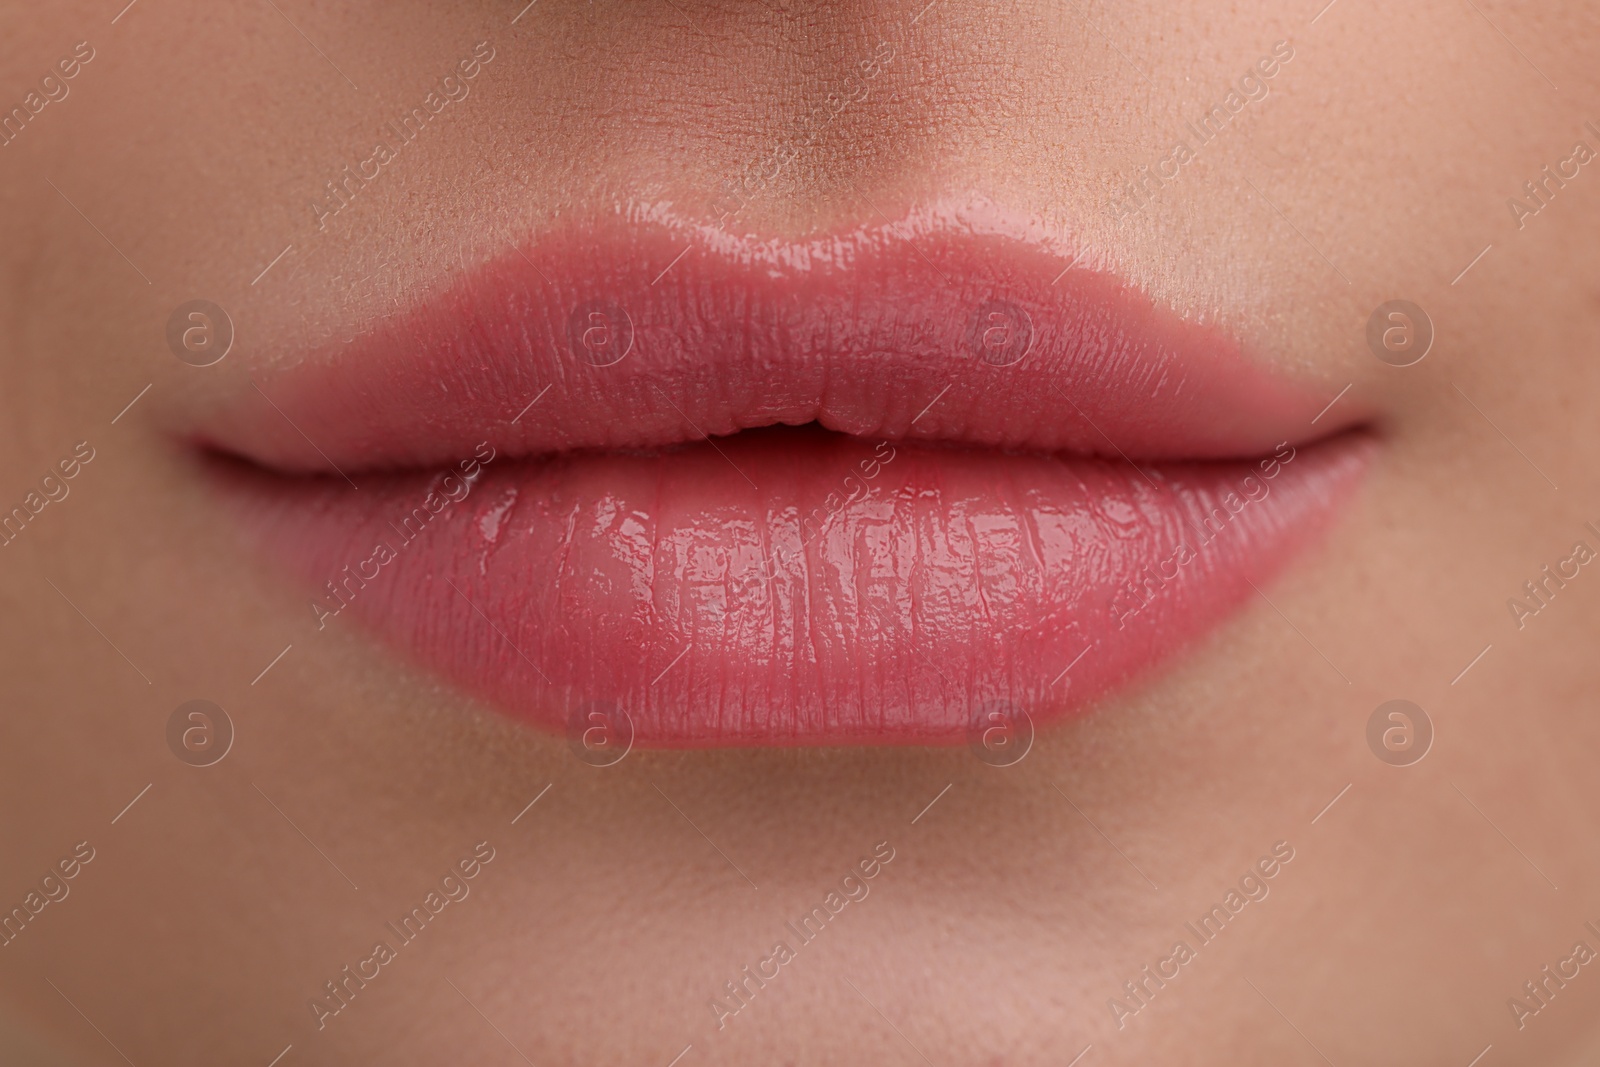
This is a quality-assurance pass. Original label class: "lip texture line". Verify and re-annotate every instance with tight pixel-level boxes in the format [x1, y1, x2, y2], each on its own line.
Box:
[201, 199, 1372, 747]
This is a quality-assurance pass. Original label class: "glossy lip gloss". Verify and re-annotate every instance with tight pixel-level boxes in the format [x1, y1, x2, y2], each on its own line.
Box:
[195, 198, 1371, 747]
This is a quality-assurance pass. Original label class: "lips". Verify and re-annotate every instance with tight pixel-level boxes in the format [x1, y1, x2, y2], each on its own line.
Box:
[199, 198, 1370, 747]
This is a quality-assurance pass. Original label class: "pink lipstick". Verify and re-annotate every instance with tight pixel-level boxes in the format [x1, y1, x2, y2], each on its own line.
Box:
[196, 199, 1370, 747]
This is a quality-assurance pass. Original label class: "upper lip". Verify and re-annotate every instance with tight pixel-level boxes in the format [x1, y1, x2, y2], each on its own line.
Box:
[187, 197, 1359, 476]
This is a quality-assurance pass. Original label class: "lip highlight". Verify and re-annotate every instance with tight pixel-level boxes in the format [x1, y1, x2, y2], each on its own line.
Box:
[201, 199, 1370, 747]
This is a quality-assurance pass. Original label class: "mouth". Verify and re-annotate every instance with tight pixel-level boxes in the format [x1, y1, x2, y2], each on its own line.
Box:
[196, 197, 1371, 748]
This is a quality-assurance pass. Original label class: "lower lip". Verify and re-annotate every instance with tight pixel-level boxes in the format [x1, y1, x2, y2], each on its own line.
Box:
[221, 426, 1369, 747]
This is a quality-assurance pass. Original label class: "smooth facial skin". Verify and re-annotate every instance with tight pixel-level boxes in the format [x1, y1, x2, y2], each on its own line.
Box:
[2, 1, 1599, 1064]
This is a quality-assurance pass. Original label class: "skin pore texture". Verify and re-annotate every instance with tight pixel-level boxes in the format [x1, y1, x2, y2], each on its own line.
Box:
[1, 0, 1599, 1064]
